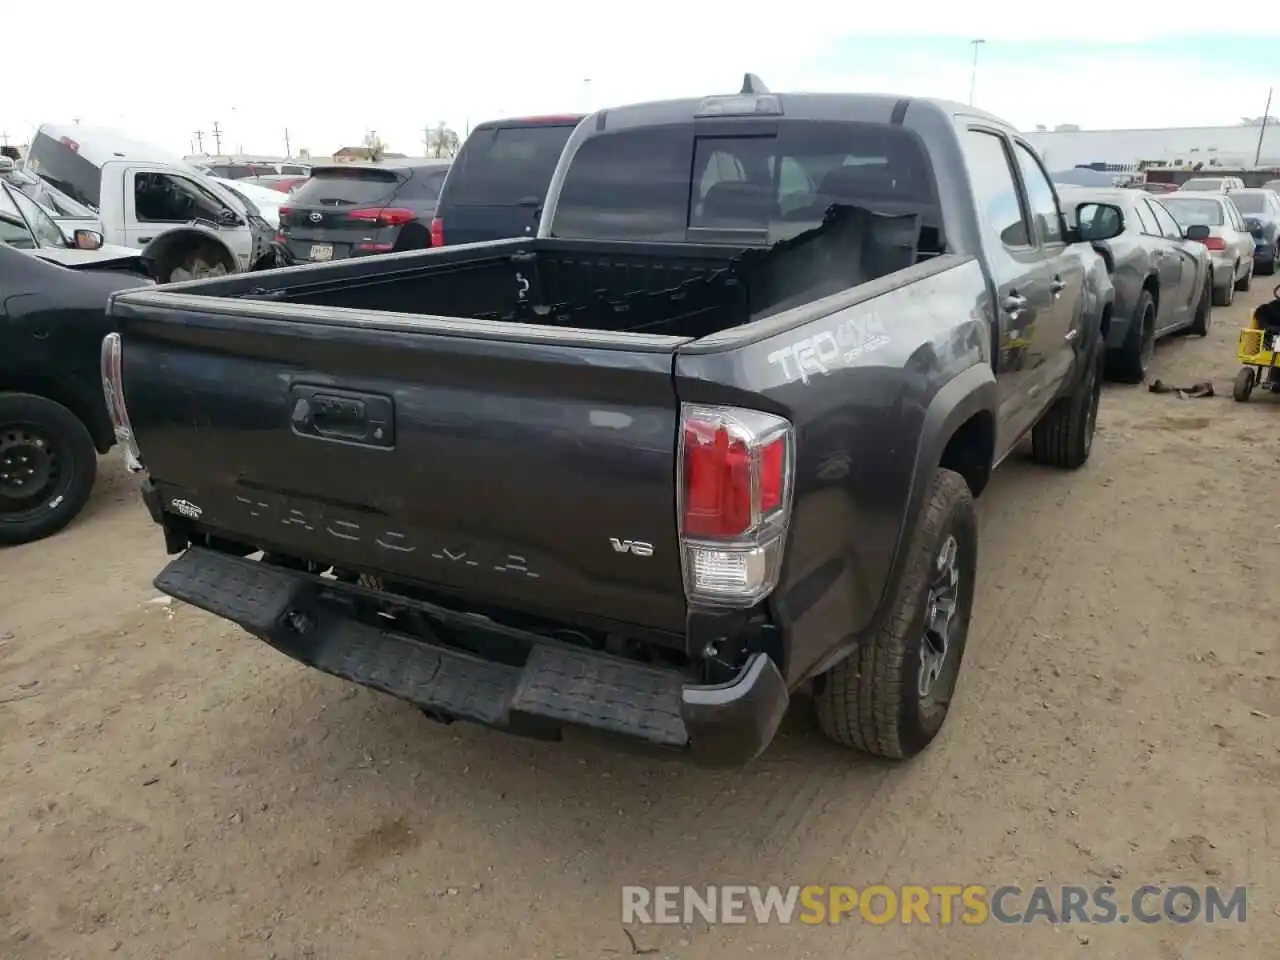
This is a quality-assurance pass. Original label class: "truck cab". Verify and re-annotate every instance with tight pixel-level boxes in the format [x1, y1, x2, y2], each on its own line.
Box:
[24, 124, 264, 281]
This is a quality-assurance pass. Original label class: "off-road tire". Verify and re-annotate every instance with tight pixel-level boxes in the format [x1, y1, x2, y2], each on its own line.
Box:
[813, 468, 977, 759]
[1108, 290, 1155, 384]
[1030, 343, 1103, 470]
[0, 393, 98, 546]
[1188, 276, 1212, 336]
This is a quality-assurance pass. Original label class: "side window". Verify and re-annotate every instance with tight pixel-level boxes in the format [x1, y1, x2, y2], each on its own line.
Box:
[134, 172, 224, 224]
[1147, 201, 1183, 240]
[9, 188, 67, 248]
[961, 129, 1030, 249]
[1224, 201, 1244, 231]
[1012, 142, 1064, 245]
[0, 186, 35, 249]
[1131, 200, 1157, 235]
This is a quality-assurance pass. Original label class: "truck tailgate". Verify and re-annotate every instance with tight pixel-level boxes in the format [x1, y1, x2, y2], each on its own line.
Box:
[114, 298, 691, 635]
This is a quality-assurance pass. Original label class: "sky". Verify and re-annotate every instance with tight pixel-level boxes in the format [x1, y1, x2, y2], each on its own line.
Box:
[5, 2, 1280, 158]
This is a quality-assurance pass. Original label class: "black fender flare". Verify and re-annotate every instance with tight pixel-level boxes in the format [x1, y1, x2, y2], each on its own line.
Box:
[879, 362, 997, 623]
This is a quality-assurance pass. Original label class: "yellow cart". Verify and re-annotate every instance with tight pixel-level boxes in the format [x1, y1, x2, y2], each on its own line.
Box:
[1233, 291, 1280, 402]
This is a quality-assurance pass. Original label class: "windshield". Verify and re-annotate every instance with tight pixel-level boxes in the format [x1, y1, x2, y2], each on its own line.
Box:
[1161, 196, 1225, 227]
[2, 168, 97, 219]
[1179, 178, 1224, 192]
[1229, 192, 1267, 214]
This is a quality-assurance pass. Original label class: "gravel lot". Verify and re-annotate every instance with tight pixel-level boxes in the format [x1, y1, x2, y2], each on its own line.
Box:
[2, 288, 1278, 960]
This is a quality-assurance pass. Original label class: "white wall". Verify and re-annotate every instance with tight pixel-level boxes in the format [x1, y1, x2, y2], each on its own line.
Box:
[1023, 125, 1280, 171]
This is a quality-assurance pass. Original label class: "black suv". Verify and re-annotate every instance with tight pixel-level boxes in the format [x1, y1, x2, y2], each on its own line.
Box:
[430, 115, 584, 247]
[279, 160, 452, 262]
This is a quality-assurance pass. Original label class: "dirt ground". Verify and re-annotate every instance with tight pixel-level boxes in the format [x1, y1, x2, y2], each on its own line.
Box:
[2, 288, 1279, 960]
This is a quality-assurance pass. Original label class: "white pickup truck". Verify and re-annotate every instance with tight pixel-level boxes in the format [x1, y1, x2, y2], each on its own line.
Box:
[24, 124, 279, 282]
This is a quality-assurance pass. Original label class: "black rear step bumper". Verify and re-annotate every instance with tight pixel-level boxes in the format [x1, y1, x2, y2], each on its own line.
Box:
[154, 547, 790, 766]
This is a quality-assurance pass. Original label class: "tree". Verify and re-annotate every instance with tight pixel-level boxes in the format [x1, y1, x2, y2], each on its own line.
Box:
[1241, 116, 1279, 126]
[362, 130, 388, 161]
[297, 147, 311, 159]
[427, 121, 461, 159]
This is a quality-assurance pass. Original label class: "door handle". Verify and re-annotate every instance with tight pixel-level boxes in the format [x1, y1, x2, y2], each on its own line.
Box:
[288, 384, 395, 448]
[1002, 294, 1028, 313]
[1050, 278, 1067, 294]
[138, 237, 154, 243]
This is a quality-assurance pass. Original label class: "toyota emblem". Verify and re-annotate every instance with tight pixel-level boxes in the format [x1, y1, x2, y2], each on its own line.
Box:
[309, 211, 323, 224]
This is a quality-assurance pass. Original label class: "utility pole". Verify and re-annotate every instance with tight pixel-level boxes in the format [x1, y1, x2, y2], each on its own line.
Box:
[423, 124, 432, 157]
[1256, 88, 1273, 166]
[194, 129, 205, 153]
[211, 121, 223, 154]
[968, 39, 986, 106]
[583, 78, 593, 112]
[72, 118, 81, 128]
[284, 128, 291, 156]
[0, 130, 8, 147]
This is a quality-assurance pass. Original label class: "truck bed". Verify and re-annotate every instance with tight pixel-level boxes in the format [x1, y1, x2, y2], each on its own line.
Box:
[170, 205, 924, 339]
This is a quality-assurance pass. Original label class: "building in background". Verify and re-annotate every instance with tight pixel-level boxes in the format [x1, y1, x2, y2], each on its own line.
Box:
[1023, 123, 1280, 173]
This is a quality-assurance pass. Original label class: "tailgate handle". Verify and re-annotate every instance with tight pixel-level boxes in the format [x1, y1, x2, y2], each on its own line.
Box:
[289, 384, 395, 448]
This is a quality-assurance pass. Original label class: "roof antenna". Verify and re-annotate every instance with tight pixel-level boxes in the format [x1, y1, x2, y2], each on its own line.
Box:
[741, 73, 769, 95]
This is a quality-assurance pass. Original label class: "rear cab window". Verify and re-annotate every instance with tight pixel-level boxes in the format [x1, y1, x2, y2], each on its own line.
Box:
[290, 167, 404, 207]
[442, 121, 581, 207]
[549, 120, 941, 248]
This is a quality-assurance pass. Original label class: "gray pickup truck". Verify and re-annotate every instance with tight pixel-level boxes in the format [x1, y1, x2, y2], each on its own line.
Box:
[103, 77, 1122, 765]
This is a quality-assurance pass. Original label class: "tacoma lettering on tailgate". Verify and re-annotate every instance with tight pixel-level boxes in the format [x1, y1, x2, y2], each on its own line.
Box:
[232, 494, 540, 578]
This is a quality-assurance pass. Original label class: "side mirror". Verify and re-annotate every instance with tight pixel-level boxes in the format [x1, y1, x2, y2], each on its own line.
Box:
[1184, 224, 1211, 242]
[217, 209, 244, 228]
[73, 228, 104, 250]
[1075, 201, 1125, 242]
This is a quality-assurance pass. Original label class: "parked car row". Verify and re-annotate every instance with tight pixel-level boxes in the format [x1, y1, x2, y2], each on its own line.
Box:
[1059, 180, 1268, 382]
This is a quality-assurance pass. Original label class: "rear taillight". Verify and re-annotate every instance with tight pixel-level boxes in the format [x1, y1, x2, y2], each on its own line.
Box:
[348, 207, 415, 227]
[1202, 237, 1227, 251]
[278, 206, 291, 217]
[430, 217, 444, 247]
[100, 333, 144, 473]
[678, 404, 794, 606]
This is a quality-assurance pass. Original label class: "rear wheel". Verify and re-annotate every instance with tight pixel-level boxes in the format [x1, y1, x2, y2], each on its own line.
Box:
[1235, 259, 1253, 292]
[1233, 367, 1255, 402]
[814, 468, 977, 759]
[1031, 343, 1103, 470]
[1109, 291, 1155, 384]
[0, 393, 98, 546]
[1188, 275, 1212, 336]
[1213, 269, 1236, 307]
